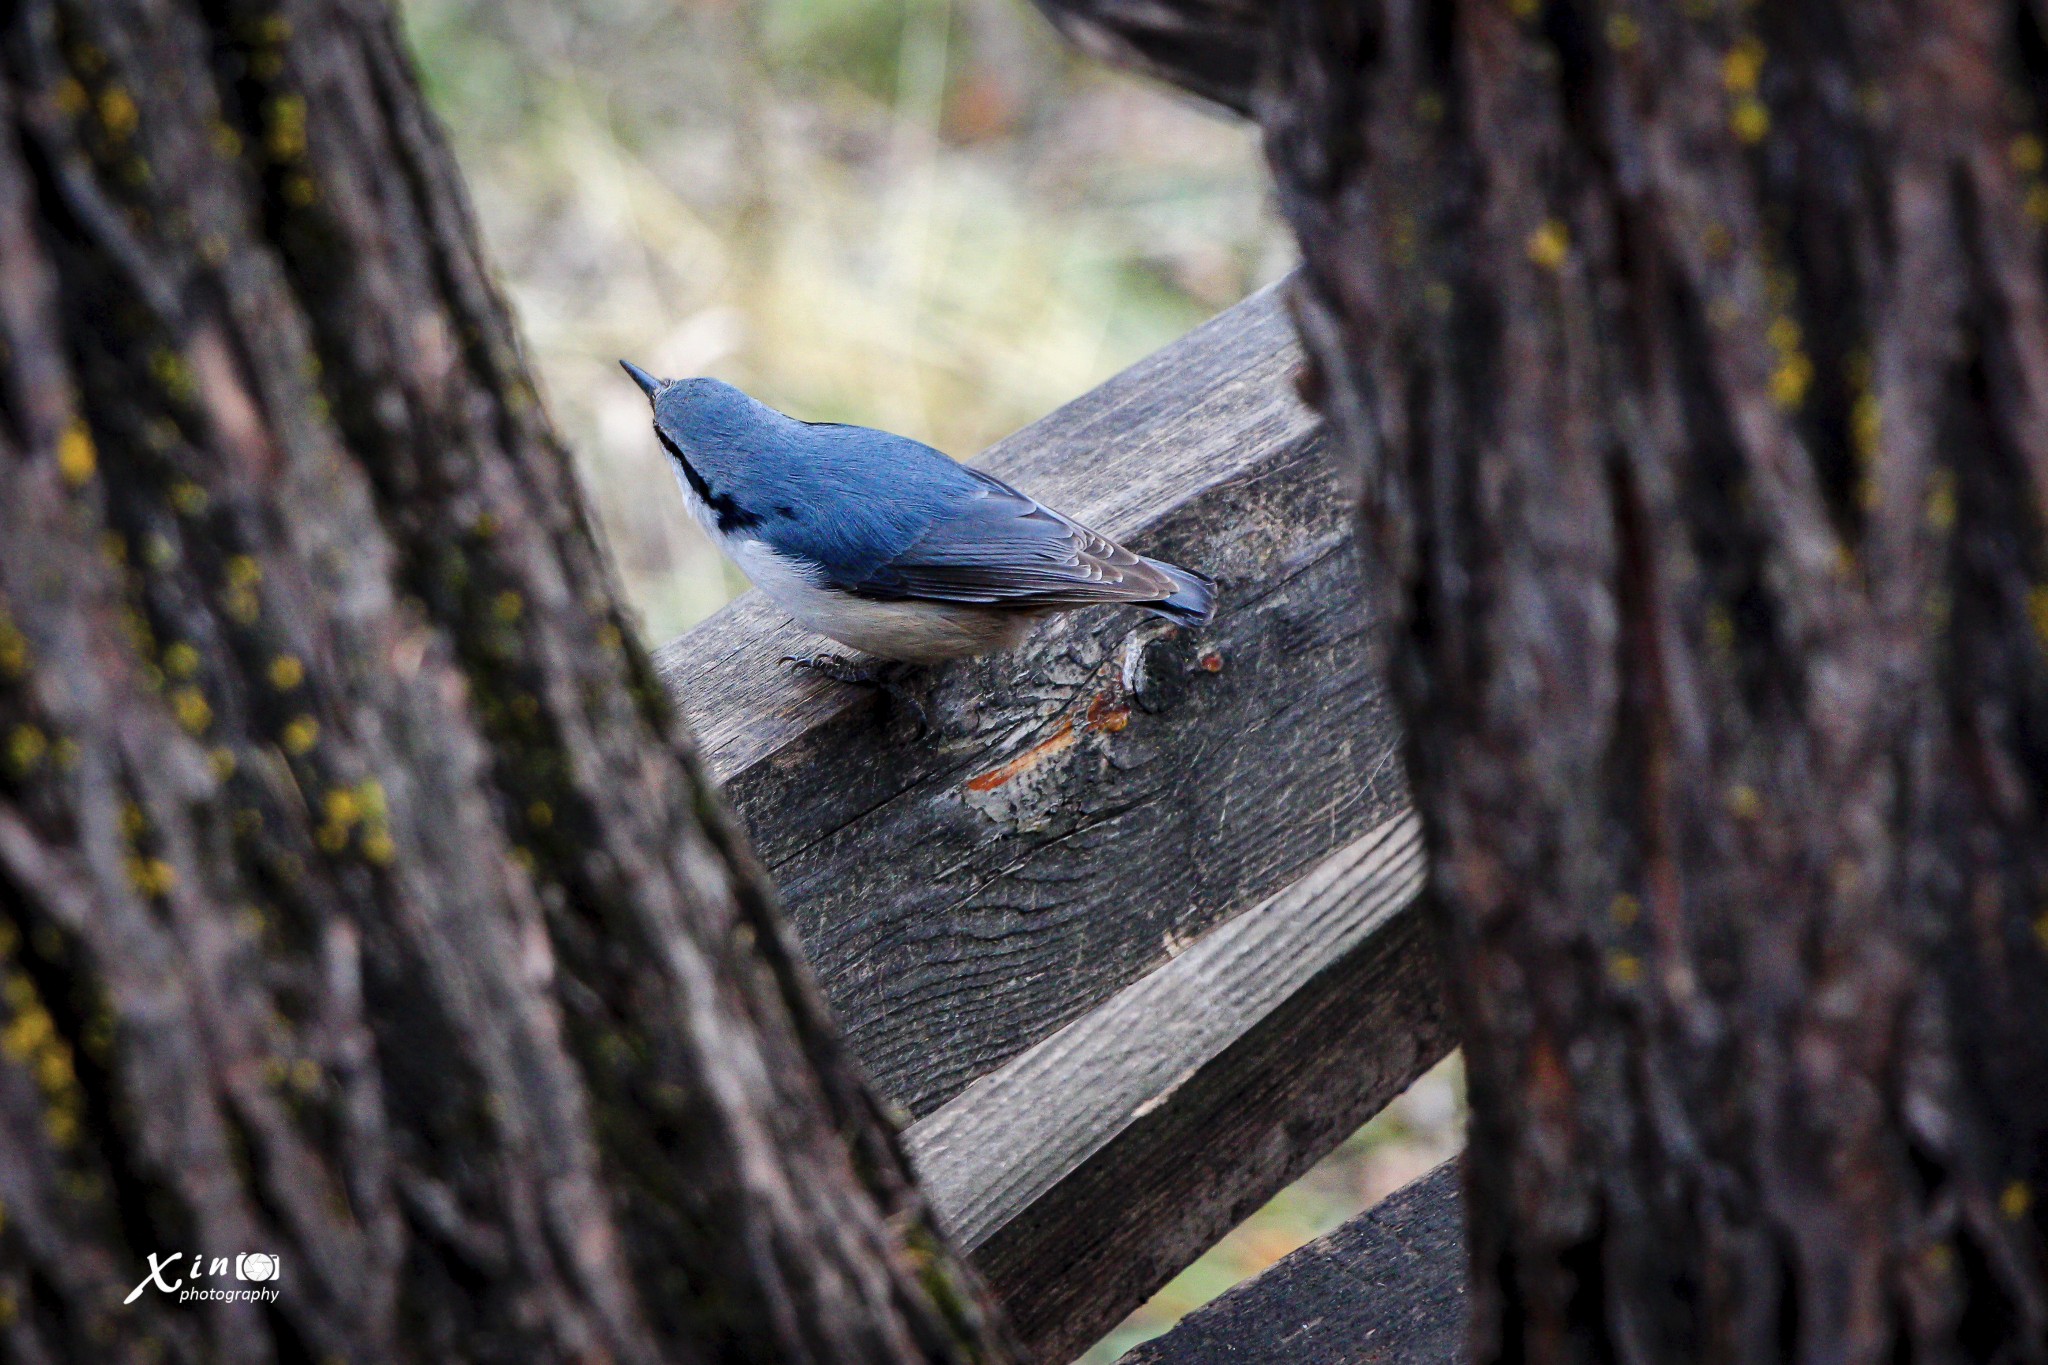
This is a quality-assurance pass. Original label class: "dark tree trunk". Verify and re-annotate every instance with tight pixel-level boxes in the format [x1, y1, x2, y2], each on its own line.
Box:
[1041, 0, 2048, 1359]
[0, 2, 1009, 1361]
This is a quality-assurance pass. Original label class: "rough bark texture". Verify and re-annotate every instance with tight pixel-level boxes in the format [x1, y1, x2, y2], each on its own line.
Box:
[1045, 0, 2048, 1360]
[0, 2, 1009, 1362]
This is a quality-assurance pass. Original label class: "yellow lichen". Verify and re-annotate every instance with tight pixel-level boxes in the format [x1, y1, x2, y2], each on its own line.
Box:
[1722, 37, 1765, 95]
[1731, 99, 1770, 144]
[1706, 605, 1736, 653]
[2001, 1180, 2032, 1220]
[1608, 952, 1643, 985]
[1606, 13, 1640, 50]
[361, 828, 396, 866]
[56, 423, 96, 487]
[224, 585, 261, 625]
[2026, 586, 2048, 645]
[1727, 784, 1762, 820]
[163, 642, 200, 678]
[268, 654, 305, 690]
[97, 87, 138, 141]
[1527, 219, 1570, 271]
[527, 801, 553, 829]
[1925, 470, 1957, 533]
[493, 590, 524, 623]
[1610, 893, 1641, 926]
[170, 687, 211, 735]
[280, 715, 319, 755]
[209, 746, 237, 781]
[1, 972, 82, 1149]
[169, 480, 208, 516]
[1851, 392, 1881, 464]
[323, 788, 360, 828]
[125, 856, 176, 897]
[1770, 353, 1814, 409]
[148, 349, 195, 403]
[7, 726, 47, 775]
[2013, 136, 2045, 174]
[266, 95, 308, 161]
[0, 620, 28, 677]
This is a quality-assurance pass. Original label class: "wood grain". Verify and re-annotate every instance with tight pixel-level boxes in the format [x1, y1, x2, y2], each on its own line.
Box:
[902, 820, 1453, 1361]
[909, 812, 1425, 1248]
[655, 282, 1408, 1120]
[1122, 1161, 1467, 1365]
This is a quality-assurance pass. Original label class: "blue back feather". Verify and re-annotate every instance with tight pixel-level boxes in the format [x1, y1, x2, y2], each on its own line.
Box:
[653, 378, 977, 578]
[650, 377, 1214, 623]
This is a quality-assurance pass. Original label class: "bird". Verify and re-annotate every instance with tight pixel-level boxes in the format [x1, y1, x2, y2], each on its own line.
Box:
[621, 361, 1216, 672]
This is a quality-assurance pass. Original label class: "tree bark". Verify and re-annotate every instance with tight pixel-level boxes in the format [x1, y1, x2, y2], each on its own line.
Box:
[1043, 0, 2048, 1360]
[0, 2, 1009, 1362]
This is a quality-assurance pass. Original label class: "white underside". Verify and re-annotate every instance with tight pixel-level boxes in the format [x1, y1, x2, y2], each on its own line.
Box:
[732, 539, 1038, 661]
[673, 465, 1039, 662]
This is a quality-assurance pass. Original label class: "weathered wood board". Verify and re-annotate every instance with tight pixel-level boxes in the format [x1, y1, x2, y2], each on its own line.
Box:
[1122, 1160, 1467, 1365]
[654, 282, 1407, 1118]
[903, 813, 1454, 1361]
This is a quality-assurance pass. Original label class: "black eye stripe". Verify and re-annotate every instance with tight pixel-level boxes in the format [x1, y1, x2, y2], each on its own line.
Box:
[656, 428, 762, 533]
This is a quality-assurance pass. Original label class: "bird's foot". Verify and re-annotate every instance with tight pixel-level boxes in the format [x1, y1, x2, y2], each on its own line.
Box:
[779, 654, 930, 737]
[780, 652, 880, 685]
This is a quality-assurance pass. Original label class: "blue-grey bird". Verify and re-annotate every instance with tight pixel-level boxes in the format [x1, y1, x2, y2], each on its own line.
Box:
[622, 362, 1216, 664]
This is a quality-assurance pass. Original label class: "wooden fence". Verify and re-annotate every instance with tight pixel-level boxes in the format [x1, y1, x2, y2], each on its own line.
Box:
[655, 281, 1465, 1362]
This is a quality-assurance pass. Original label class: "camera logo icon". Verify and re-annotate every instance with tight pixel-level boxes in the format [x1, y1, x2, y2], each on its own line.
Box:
[235, 1253, 281, 1282]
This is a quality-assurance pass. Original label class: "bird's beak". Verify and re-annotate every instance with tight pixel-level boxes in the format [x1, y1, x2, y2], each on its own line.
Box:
[619, 359, 664, 399]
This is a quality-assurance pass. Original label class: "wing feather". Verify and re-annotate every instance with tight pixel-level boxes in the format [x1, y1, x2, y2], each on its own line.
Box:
[841, 468, 1178, 607]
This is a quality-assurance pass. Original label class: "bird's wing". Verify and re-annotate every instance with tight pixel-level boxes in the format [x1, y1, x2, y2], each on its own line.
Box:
[843, 468, 1178, 607]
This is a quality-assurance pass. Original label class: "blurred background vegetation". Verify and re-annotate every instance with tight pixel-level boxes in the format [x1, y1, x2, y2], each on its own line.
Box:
[402, 0, 1463, 1355]
[405, 0, 1293, 641]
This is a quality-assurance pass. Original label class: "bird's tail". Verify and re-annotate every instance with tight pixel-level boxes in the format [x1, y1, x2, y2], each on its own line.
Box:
[1142, 560, 1217, 628]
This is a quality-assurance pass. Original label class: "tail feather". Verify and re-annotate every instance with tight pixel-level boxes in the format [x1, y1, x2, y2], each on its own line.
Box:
[1141, 559, 1216, 627]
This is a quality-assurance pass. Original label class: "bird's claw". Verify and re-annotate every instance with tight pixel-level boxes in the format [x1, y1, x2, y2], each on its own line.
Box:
[779, 653, 930, 738]
[779, 652, 880, 685]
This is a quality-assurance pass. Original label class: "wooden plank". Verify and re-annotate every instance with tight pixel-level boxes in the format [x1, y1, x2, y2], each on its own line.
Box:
[911, 813, 1425, 1247]
[654, 281, 1408, 1118]
[1121, 1160, 1467, 1365]
[904, 816, 1454, 1362]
